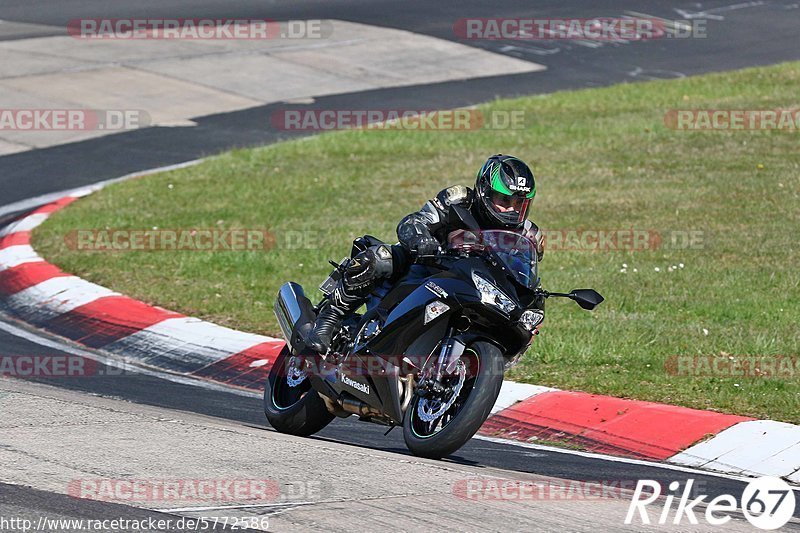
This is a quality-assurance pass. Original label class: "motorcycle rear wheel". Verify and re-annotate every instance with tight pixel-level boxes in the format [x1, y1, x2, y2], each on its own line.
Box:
[263, 345, 334, 436]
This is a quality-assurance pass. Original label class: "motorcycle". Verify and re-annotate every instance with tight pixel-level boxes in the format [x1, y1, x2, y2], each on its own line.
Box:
[264, 205, 603, 458]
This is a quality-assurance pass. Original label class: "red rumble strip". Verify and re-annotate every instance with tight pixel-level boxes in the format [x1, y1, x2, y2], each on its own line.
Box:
[192, 341, 285, 390]
[0, 262, 70, 298]
[43, 296, 184, 349]
[480, 391, 752, 460]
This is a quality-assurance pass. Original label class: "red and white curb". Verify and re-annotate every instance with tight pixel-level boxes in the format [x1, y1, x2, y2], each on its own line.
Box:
[0, 195, 282, 388]
[1, 196, 798, 484]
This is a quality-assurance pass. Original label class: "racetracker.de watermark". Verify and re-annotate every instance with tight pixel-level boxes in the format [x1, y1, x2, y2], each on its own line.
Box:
[0, 355, 137, 378]
[0, 355, 93, 377]
[61, 228, 314, 252]
[666, 355, 800, 378]
[665, 109, 800, 131]
[278, 354, 480, 379]
[68, 478, 326, 503]
[67, 19, 332, 40]
[453, 18, 707, 41]
[512, 228, 707, 252]
[541, 229, 705, 251]
[0, 109, 149, 131]
[64, 229, 325, 252]
[445, 228, 704, 252]
[65, 229, 272, 252]
[68, 479, 280, 503]
[269, 109, 529, 131]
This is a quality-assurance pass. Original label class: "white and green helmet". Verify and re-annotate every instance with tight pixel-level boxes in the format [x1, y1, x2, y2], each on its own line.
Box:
[475, 154, 536, 229]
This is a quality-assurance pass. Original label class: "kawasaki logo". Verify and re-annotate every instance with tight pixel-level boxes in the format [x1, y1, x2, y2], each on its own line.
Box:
[341, 374, 370, 395]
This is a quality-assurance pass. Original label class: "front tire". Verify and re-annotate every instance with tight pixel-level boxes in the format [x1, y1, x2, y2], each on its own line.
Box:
[403, 341, 504, 459]
[264, 346, 334, 436]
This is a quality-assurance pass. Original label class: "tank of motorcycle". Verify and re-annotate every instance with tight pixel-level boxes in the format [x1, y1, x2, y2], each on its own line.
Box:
[363, 257, 533, 363]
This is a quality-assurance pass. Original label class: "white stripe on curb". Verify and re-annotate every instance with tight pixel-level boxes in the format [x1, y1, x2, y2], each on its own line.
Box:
[148, 316, 279, 352]
[669, 420, 800, 479]
[0, 210, 53, 272]
[102, 317, 279, 372]
[491, 381, 557, 414]
[0, 245, 43, 272]
[0, 213, 49, 237]
[5, 276, 118, 323]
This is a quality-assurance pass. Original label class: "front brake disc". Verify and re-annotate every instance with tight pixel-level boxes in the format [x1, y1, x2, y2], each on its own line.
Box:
[416, 360, 466, 423]
[286, 356, 307, 388]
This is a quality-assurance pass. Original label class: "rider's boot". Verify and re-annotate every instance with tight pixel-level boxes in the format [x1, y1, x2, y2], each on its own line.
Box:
[306, 284, 364, 356]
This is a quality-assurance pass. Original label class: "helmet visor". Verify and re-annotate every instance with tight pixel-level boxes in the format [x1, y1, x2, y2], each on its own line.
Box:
[488, 189, 530, 224]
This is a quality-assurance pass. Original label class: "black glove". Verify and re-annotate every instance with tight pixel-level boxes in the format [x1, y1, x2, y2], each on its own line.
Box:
[409, 234, 440, 257]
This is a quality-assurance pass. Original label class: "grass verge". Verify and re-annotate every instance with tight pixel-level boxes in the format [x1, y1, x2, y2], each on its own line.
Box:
[34, 62, 800, 422]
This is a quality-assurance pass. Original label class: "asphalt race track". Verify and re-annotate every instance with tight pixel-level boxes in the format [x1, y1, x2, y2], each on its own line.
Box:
[2, 1, 800, 530]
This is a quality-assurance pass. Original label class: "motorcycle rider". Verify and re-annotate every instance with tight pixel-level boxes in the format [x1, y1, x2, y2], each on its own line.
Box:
[307, 154, 545, 354]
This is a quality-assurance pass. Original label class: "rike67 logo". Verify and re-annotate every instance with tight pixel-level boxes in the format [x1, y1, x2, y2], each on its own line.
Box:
[626, 477, 796, 530]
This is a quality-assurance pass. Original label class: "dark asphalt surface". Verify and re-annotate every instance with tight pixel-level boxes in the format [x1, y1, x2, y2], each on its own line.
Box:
[1, 0, 799, 525]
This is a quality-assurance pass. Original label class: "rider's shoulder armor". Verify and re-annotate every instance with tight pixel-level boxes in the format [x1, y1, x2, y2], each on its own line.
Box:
[432, 185, 471, 212]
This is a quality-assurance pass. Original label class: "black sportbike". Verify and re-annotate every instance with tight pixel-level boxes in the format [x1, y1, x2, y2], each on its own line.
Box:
[264, 206, 603, 458]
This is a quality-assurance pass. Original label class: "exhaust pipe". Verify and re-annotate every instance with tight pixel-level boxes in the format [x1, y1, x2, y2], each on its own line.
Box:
[340, 396, 383, 418]
[274, 282, 314, 352]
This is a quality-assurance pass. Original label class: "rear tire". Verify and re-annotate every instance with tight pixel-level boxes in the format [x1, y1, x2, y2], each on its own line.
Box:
[264, 346, 334, 437]
[403, 341, 504, 459]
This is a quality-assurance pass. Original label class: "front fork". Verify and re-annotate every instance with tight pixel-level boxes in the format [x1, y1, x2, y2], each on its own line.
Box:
[417, 327, 467, 398]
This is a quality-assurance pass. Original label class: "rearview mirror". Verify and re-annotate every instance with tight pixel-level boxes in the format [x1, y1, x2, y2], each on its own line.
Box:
[570, 289, 604, 310]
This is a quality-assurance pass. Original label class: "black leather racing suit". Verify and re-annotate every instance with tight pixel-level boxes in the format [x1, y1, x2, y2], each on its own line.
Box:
[329, 185, 544, 313]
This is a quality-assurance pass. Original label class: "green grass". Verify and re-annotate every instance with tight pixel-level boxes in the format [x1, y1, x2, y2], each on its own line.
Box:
[33, 62, 800, 422]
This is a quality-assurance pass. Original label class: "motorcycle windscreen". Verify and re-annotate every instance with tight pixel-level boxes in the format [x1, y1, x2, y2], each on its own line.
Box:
[447, 229, 538, 288]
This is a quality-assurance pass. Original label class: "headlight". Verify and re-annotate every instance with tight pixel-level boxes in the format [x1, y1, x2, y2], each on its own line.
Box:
[471, 272, 516, 314]
[520, 309, 544, 332]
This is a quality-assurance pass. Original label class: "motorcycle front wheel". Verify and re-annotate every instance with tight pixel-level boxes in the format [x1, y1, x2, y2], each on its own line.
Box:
[403, 341, 504, 459]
